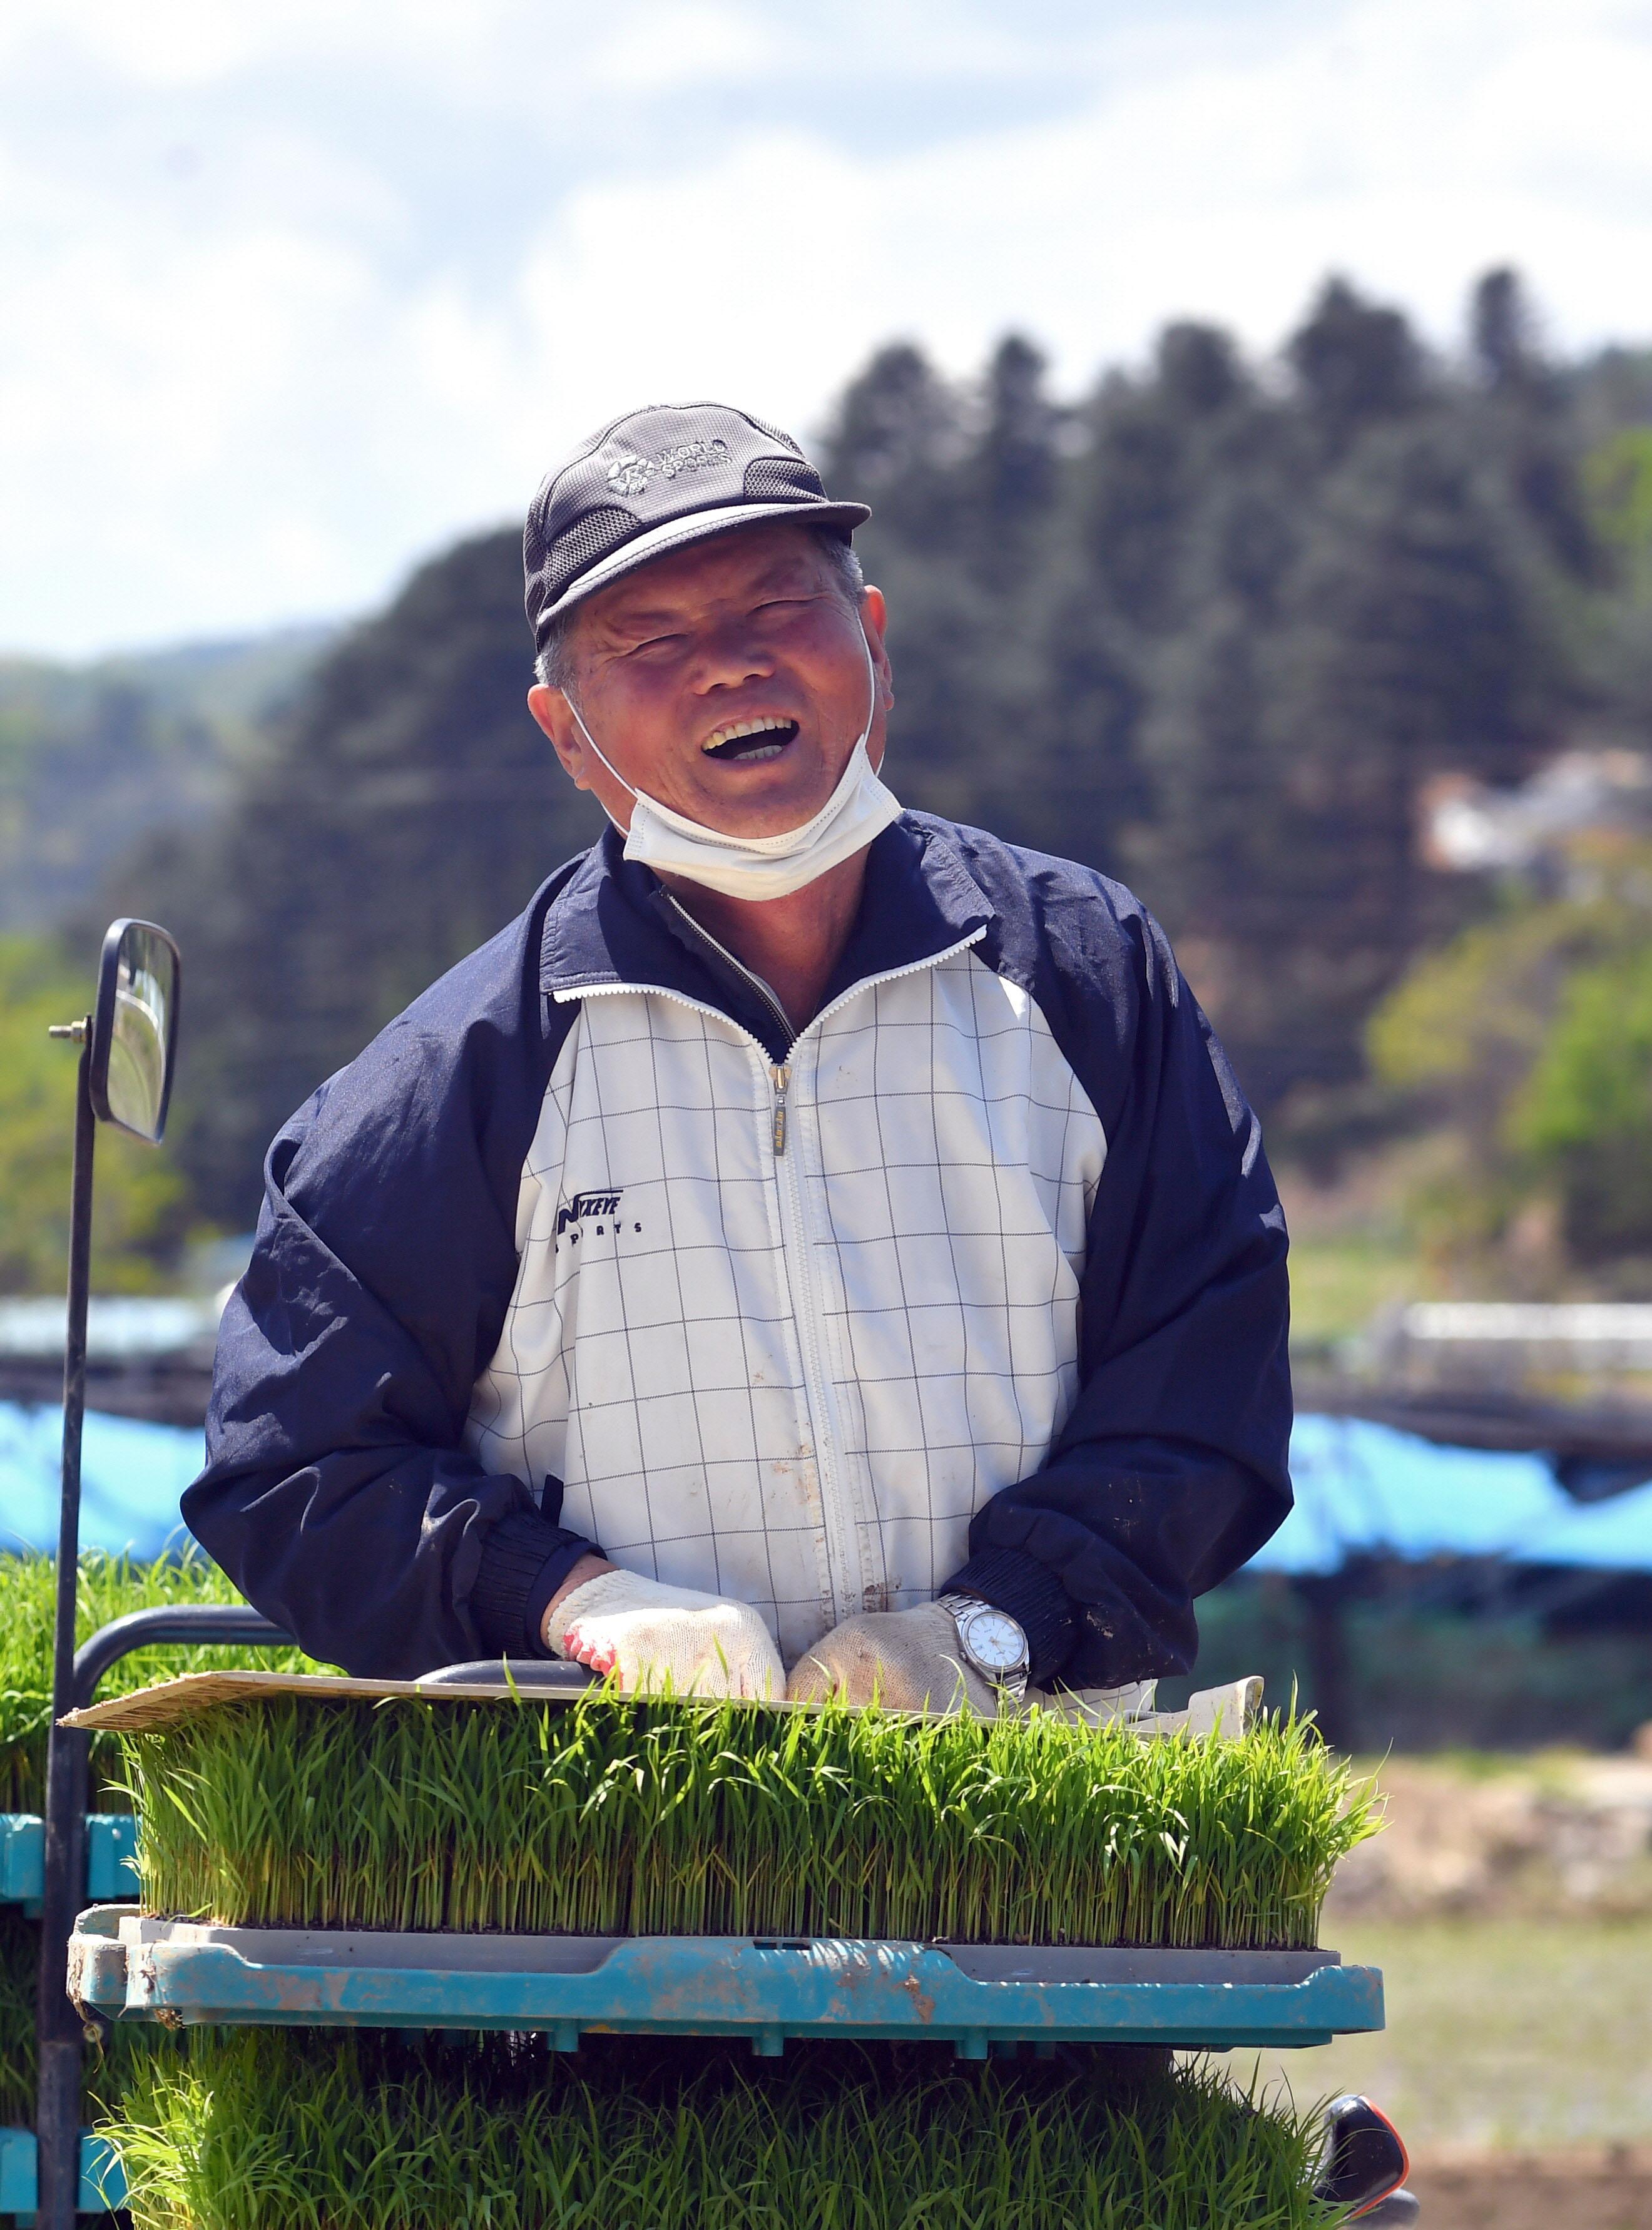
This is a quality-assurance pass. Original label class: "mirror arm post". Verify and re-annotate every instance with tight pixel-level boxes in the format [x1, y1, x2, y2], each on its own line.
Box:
[36, 1025, 96, 2230]
[35, 922, 177, 2228]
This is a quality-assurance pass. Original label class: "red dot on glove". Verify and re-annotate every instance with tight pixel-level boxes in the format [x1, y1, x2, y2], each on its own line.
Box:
[563, 1627, 615, 1674]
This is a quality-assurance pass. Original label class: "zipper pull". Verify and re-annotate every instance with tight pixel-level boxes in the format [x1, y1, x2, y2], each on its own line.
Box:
[770, 1062, 791, 1157]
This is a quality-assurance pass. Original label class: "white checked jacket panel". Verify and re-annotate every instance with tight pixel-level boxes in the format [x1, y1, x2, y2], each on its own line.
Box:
[466, 942, 1107, 1660]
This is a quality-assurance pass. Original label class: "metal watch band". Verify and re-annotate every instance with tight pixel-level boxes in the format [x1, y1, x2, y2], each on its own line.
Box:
[936, 1592, 1030, 1701]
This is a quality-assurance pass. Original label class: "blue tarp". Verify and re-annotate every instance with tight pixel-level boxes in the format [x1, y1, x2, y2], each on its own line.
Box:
[1253, 1412, 1652, 1577]
[1, 1403, 203, 1561]
[4, 1400, 1652, 1579]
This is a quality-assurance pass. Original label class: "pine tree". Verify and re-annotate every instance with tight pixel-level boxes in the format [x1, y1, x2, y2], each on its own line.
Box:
[819, 344, 964, 552]
[1287, 277, 1424, 456]
[1251, 419, 1556, 1096]
[965, 335, 1062, 576]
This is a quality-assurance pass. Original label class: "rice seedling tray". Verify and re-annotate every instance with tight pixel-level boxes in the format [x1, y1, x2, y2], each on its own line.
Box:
[76, 1671, 1377, 1953]
[67, 1907, 1383, 2055]
[0, 2131, 124, 2221]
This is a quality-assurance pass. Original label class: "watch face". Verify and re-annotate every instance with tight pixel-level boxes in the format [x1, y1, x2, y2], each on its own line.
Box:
[961, 1607, 1025, 1673]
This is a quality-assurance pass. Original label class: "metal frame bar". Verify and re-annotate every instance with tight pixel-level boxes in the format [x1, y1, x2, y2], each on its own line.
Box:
[33, 1605, 292, 2227]
[33, 1032, 97, 2230]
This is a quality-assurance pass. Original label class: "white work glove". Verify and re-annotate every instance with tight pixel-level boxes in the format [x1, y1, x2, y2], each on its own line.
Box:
[784, 1618, 1263, 1738]
[549, 1568, 785, 1699]
[1028, 1674, 1263, 1741]
[785, 1605, 998, 1716]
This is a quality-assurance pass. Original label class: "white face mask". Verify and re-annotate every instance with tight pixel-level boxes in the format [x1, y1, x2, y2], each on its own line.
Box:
[564, 636, 902, 902]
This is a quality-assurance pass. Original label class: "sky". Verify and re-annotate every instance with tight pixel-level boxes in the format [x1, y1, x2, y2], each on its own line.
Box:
[4, 0, 1651, 660]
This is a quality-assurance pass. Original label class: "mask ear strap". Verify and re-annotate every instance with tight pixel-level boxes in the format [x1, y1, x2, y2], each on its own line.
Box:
[857, 631, 879, 754]
[564, 693, 638, 802]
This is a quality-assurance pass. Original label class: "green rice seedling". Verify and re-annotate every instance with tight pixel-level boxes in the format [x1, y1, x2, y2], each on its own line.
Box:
[123, 1689, 1377, 1947]
[106, 2029, 1352, 2230]
[1, 1910, 161, 2129]
[0, 1909, 34, 2125]
[0, 1550, 320, 1813]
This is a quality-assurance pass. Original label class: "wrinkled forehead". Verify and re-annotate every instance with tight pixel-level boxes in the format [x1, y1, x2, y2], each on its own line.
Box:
[579, 519, 835, 641]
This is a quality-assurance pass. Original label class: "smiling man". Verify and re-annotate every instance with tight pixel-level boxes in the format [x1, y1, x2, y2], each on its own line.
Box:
[186, 402, 1293, 1714]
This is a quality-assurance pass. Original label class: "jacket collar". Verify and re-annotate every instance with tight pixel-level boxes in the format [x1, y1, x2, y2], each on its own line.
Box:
[539, 815, 996, 1024]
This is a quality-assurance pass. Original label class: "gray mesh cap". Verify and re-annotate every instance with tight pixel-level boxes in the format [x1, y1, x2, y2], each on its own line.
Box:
[523, 400, 871, 654]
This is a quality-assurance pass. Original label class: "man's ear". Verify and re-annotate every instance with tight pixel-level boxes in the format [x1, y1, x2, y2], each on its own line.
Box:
[527, 684, 591, 788]
[860, 585, 894, 710]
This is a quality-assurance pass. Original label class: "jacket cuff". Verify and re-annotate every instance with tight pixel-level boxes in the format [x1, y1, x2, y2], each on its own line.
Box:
[940, 1546, 1078, 1686]
[470, 1509, 601, 1659]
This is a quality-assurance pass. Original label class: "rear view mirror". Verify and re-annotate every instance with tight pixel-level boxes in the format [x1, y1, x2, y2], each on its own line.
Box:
[88, 919, 181, 1144]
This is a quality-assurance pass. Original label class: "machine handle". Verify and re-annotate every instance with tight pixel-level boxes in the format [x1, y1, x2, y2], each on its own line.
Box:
[72, 1604, 293, 1711]
[417, 1659, 594, 1689]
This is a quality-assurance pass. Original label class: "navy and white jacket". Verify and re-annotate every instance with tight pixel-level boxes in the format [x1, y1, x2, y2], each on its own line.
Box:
[185, 814, 1292, 1686]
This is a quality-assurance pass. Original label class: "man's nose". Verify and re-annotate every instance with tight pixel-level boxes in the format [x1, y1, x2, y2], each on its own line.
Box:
[689, 623, 776, 692]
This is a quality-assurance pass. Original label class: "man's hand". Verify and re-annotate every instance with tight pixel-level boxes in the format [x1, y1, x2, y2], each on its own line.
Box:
[785, 1604, 996, 1715]
[546, 1566, 784, 1699]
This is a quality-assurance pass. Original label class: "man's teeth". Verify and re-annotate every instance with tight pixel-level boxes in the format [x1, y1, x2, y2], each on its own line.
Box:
[701, 718, 797, 758]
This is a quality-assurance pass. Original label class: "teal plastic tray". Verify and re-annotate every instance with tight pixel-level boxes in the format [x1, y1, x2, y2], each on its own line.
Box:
[69, 1909, 1383, 2057]
[0, 1818, 137, 1913]
[0, 2131, 125, 2221]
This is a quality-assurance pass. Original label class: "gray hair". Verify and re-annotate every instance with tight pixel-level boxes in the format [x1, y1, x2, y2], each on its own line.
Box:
[534, 526, 865, 692]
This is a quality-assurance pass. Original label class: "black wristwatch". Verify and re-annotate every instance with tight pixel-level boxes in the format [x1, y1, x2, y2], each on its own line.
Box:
[935, 1593, 1030, 1702]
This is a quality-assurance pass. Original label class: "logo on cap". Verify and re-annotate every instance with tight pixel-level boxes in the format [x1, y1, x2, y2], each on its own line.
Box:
[657, 437, 730, 479]
[604, 437, 731, 501]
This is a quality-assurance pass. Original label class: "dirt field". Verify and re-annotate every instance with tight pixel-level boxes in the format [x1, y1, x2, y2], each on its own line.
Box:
[1405, 2147, 1652, 2229]
[1328, 1754, 1652, 1926]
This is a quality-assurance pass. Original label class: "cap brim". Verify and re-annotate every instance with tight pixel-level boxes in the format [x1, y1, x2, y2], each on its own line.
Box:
[536, 499, 872, 627]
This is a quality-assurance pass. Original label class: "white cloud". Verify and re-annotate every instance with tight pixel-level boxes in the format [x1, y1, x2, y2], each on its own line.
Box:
[585, 2, 787, 92]
[3, 0, 1651, 656]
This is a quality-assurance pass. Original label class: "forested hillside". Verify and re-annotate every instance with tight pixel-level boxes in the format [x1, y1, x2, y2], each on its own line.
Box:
[826, 277, 1593, 1118]
[96, 537, 603, 1219]
[0, 626, 332, 932]
[64, 270, 1652, 1263]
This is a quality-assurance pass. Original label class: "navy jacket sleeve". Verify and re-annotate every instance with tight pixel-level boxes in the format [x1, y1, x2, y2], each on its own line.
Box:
[181, 891, 598, 1679]
[942, 840, 1292, 1689]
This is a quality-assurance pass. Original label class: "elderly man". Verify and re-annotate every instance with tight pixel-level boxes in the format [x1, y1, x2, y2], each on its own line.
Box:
[185, 401, 1291, 1714]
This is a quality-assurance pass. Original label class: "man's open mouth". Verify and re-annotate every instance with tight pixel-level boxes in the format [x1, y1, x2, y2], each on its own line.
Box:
[700, 717, 799, 763]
